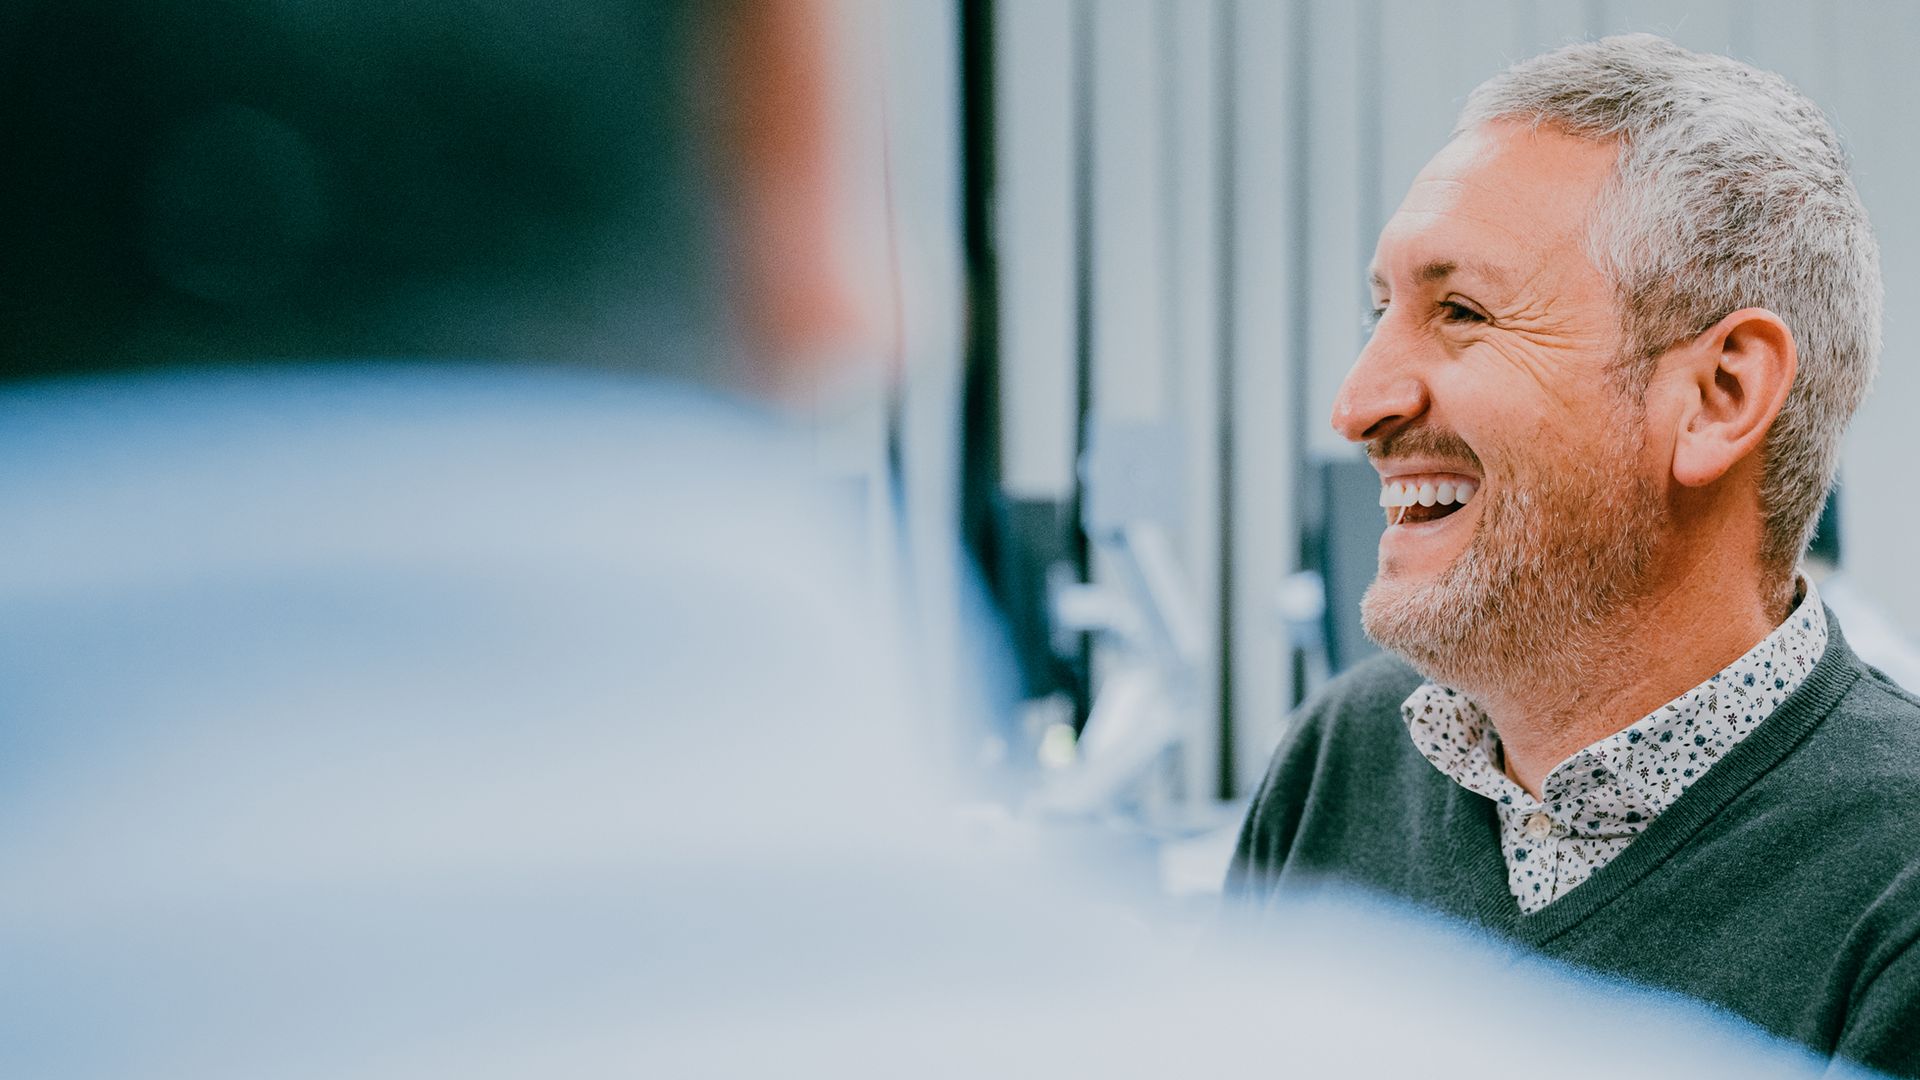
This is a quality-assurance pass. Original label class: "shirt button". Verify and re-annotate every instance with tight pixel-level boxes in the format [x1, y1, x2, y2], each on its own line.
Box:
[1525, 812, 1554, 839]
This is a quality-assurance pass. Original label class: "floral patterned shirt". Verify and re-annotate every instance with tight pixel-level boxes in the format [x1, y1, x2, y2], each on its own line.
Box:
[1399, 579, 1829, 913]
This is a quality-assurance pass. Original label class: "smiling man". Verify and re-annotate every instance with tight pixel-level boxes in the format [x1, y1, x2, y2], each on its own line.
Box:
[1228, 35, 1920, 1075]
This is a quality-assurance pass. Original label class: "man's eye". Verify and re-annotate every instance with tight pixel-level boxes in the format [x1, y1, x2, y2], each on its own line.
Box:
[1439, 300, 1487, 323]
[1367, 305, 1388, 327]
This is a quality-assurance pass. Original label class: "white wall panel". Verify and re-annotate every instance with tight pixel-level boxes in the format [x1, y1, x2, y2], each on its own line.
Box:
[1512, 0, 1593, 55]
[1227, 0, 1303, 790]
[1734, 0, 1833, 98]
[1596, 0, 1737, 51]
[1165, 0, 1226, 800]
[1088, 0, 1171, 425]
[1303, 0, 1369, 458]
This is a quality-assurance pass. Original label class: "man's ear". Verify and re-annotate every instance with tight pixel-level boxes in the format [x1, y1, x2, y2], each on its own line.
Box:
[1670, 307, 1797, 489]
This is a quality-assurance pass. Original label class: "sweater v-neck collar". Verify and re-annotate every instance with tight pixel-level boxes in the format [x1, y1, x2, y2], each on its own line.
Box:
[1444, 607, 1865, 946]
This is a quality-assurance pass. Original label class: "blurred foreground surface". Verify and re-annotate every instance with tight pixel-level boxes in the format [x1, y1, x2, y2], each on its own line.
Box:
[0, 366, 1841, 1078]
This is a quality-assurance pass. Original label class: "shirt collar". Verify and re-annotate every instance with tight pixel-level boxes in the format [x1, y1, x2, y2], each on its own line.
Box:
[1400, 577, 1830, 829]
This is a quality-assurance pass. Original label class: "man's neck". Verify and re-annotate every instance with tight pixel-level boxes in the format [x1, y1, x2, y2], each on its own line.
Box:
[1475, 566, 1792, 798]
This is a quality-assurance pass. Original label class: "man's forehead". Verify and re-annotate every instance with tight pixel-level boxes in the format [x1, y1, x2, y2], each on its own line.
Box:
[1371, 121, 1615, 289]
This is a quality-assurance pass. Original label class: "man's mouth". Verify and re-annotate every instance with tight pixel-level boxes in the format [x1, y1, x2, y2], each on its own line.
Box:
[1380, 475, 1477, 527]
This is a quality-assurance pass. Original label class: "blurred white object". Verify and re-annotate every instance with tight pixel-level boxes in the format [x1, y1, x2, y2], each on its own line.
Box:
[0, 365, 935, 1078]
[0, 366, 1838, 1079]
[1034, 523, 1204, 822]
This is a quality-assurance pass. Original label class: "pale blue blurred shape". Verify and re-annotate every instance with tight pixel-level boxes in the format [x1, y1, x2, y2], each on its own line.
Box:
[0, 365, 931, 1077]
[0, 365, 1839, 1078]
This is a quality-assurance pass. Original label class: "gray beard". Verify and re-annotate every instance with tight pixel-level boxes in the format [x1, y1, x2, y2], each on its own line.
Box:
[1359, 453, 1663, 701]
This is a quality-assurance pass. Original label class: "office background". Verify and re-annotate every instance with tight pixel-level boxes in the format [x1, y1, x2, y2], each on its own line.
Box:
[838, 0, 1917, 842]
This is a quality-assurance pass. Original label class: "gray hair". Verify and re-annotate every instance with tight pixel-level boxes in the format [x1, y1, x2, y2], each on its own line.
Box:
[1456, 33, 1882, 575]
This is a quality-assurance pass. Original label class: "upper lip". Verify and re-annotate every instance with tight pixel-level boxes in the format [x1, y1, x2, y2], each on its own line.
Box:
[1372, 457, 1483, 482]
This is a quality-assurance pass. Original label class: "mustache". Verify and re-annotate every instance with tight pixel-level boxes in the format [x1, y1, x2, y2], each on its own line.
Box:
[1366, 427, 1483, 472]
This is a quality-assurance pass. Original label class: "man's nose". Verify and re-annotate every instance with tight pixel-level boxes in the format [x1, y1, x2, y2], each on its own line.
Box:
[1330, 341, 1428, 444]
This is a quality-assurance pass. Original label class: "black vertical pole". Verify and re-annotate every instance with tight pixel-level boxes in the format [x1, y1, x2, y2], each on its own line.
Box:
[1214, 0, 1241, 798]
[1067, 0, 1097, 730]
[958, 0, 1002, 612]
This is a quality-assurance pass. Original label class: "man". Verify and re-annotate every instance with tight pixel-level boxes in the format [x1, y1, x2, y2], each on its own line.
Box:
[1229, 34, 1920, 1076]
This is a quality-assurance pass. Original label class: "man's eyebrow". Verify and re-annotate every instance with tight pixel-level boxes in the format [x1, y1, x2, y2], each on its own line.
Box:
[1369, 259, 1512, 291]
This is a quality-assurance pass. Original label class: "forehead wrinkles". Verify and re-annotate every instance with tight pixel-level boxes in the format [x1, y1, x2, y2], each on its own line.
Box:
[1372, 200, 1586, 293]
[1375, 123, 1616, 292]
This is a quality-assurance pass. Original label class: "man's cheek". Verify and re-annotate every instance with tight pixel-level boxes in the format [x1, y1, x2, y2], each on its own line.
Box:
[1473, 336, 1605, 421]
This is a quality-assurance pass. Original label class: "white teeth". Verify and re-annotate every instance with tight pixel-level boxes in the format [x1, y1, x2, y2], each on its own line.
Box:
[1380, 477, 1478, 510]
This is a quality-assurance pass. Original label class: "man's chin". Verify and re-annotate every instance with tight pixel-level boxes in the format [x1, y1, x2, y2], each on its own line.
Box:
[1358, 574, 1490, 689]
[1357, 454, 1662, 695]
[1372, 560, 1442, 590]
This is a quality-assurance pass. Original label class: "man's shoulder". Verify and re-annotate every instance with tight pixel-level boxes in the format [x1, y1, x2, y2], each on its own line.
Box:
[1750, 647, 1920, 882]
[1856, 661, 1920, 718]
[1228, 651, 1442, 896]
[1809, 647, 1920, 780]
[1829, 670, 1920, 834]
[1804, 667, 1920, 959]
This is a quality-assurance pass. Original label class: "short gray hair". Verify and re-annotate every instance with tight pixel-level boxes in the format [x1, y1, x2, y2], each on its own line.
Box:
[1456, 33, 1882, 575]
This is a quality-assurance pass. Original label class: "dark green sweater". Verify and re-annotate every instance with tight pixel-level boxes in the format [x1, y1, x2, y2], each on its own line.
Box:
[1229, 609, 1920, 1075]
